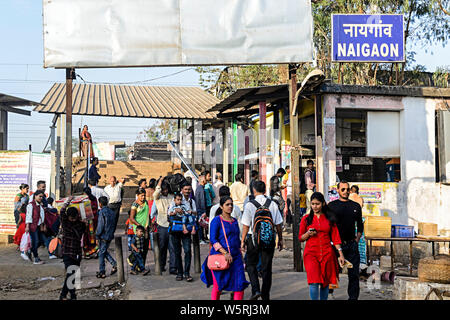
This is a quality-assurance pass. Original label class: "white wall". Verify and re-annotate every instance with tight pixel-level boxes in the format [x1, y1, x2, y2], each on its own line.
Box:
[399, 97, 449, 230]
[323, 94, 450, 230]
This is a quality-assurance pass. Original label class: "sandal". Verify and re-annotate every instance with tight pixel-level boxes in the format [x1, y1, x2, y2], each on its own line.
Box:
[185, 275, 193, 282]
[110, 266, 117, 275]
[96, 272, 106, 278]
[143, 269, 151, 276]
[176, 275, 183, 281]
[130, 270, 137, 275]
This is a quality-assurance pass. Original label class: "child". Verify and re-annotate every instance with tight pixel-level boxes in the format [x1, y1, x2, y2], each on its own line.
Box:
[95, 196, 117, 278]
[59, 197, 86, 300]
[130, 225, 150, 275]
[125, 210, 135, 251]
[44, 197, 60, 241]
[168, 193, 189, 218]
[14, 203, 30, 261]
[182, 207, 197, 236]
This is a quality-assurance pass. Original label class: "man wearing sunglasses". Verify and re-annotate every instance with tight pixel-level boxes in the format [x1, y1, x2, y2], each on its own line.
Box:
[327, 181, 363, 300]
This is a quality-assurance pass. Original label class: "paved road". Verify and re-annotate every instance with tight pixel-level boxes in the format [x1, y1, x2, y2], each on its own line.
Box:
[0, 228, 392, 300]
[127, 239, 390, 300]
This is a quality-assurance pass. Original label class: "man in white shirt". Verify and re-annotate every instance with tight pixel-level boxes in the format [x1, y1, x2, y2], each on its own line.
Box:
[212, 172, 224, 205]
[208, 185, 242, 239]
[88, 179, 109, 202]
[104, 176, 125, 232]
[241, 180, 283, 301]
[151, 177, 176, 274]
[230, 173, 249, 212]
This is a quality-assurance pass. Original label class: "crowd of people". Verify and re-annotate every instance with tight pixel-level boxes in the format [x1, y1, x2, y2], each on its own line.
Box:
[12, 158, 366, 301]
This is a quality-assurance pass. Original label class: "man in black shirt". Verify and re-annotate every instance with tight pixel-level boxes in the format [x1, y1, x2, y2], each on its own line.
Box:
[328, 180, 363, 300]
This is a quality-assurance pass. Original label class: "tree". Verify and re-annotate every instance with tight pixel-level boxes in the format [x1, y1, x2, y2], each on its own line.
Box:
[137, 119, 178, 142]
[196, 0, 449, 97]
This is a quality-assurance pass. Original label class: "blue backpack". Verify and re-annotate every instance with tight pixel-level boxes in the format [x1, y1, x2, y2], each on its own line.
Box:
[168, 214, 184, 234]
[251, 198, 276, 249]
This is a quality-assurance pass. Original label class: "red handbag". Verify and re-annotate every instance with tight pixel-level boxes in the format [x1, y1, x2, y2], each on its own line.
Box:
[207, 217, 231, 271]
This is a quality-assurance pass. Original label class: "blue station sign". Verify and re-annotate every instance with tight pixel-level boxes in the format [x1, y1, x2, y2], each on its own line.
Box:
[332, 14, 405, 62]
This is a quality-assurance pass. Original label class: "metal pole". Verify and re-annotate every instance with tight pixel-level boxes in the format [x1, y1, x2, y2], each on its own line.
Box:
[244, 131, 250, 185]
[288, 64, 303, 272]
[152, 232, 161, 275]
[50, 124, 56, 198]
[65, 68, 74, 196]
[56, 115, 61, 199]
[223, 122, 229, 184]
[211, 130, 217, 180]
[232, 120, 238, 180]
[259, 101, 267, 186]
[84, 142, 90, 188]
[193, 233, 201, 274]
[114, 236, 125, 283]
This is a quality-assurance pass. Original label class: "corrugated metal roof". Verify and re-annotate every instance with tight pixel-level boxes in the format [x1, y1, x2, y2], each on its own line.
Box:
[34, 83, 219, 119]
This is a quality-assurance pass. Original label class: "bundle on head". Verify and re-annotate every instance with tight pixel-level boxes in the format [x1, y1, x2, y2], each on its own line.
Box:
[166, 173, 187, 194]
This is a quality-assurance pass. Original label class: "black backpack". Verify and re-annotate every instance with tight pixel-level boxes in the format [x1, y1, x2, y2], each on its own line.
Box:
[251, 198, 276, 250]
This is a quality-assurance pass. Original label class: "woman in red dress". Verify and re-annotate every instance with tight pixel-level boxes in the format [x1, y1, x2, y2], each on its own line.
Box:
[299, 192, 345, 300]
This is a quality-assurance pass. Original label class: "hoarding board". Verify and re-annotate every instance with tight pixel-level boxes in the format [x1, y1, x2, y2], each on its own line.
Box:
[30, 153, 51, 193]
[43, 0, 314, 68]
[332, 14, 404, 62]
[93, 143, 115, 161]
[0, 151, 30, 234]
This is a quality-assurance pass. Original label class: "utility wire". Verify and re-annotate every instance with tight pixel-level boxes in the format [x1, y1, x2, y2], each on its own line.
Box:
[77, 67, 196, 85]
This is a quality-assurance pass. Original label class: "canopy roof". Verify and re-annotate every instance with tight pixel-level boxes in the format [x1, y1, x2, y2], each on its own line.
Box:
[209, 82, 450, 118]
[34, 83, 219, 119]
[0, 93, 42, 115]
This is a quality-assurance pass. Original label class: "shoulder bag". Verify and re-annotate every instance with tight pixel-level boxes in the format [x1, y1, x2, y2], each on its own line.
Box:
[207, 217, 231, 271]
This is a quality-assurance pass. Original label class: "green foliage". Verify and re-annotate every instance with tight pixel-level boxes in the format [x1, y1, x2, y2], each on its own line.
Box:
[433, 66, 450, 87]
[138, 120, 177, 142]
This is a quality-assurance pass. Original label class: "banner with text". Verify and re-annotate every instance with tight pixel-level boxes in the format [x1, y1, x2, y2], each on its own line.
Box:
[0, 151, 31, 234]
[332, 14, 404, 62]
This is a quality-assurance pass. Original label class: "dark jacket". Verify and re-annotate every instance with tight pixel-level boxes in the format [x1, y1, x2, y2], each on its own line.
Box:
[96, 206, 116, 241]
[194, 184, 206, 215]
[89, 164, 101, 185]
[60, 207, 86, 258]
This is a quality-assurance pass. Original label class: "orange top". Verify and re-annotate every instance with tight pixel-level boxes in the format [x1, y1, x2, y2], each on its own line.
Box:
[125, 218, 135, 235]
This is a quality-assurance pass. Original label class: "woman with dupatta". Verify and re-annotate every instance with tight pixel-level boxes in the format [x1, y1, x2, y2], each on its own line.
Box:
[129, 188, 151, 265]
[80, 125, 95, 159]
[83, 187, 99, 259]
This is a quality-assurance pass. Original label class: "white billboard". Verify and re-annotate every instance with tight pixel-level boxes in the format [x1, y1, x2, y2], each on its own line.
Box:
[43, 0, 314, 68]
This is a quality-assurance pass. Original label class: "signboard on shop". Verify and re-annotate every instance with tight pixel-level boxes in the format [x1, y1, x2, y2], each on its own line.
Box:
[332, 14, 404, 62]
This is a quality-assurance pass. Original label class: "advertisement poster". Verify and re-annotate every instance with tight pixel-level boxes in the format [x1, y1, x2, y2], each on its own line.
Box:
[93, 142, 115, 160]
[359, 183, 383, 203]
[329, 183, 383, 204]
[30, 152, 51, 193]
[0, 151, 30, 234]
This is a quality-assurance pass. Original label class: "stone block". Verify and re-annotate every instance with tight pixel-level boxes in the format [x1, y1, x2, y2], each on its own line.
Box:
[394, 276, 450, 300]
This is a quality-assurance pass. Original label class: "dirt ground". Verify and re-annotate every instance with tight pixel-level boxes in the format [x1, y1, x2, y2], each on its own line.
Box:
[0, 230, 396, 300]
[0, 244, 130, 300]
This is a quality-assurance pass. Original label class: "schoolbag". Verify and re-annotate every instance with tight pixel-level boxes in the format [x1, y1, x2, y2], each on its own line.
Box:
[168, 214, 184, 234]
[251, 198, 276, 250]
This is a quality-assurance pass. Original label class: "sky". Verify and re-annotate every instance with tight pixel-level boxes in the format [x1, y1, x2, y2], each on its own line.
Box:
[0, 0, 448, 152]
